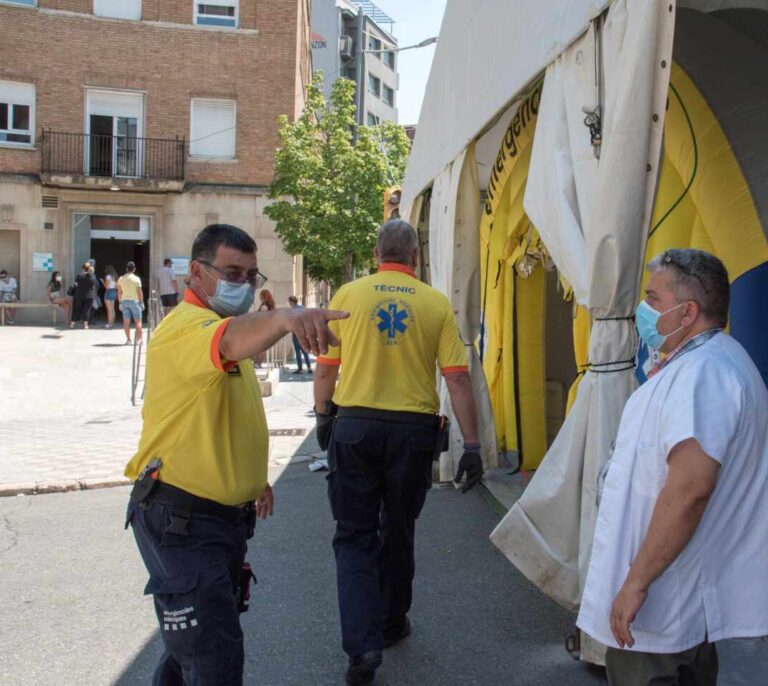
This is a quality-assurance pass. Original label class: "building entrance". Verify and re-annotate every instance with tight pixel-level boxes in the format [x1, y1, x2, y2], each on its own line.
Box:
[72, 213, 151, 323]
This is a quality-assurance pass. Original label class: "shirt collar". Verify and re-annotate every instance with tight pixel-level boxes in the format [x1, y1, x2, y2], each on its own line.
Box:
[183, 288, 209, 309]
[378, 263, 416, 278]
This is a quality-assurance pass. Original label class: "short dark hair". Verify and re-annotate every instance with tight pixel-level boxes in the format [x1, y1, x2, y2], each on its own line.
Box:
[376, 220, 418, 264]
[126, 261, 136, 272]
[647, 249, 730, 327]
[288, 295, 298, 305]
[191, 224, 257, 263]
[163, 258, 172, 266]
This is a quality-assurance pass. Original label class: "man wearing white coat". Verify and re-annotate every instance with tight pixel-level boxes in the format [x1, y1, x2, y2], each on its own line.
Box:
[577, 249, 768, 685]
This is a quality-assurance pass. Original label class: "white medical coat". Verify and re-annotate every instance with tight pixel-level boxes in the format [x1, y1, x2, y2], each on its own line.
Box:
[577, 333, 768, 653]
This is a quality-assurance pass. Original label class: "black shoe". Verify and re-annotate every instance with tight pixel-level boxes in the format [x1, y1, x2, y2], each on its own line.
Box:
[293, 369, 303, 374]
[346, 651, 382, 685]
[383, 618, 411, 649]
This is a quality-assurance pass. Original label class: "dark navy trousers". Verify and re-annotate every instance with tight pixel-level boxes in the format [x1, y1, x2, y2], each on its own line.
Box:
[327, 416, 436, 658]
[127, 501, 251, 685]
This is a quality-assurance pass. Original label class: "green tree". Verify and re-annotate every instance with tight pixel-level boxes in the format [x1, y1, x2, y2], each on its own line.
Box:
[265, 73, 411, 286]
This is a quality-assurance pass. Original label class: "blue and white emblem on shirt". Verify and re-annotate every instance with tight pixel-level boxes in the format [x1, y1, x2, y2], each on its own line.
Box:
[370, 298, 413, 346]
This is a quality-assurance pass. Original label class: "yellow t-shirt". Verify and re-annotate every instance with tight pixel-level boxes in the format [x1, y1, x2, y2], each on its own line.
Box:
[124, 289, 268, 506]
[118, 273, 142, 301]
[317, 263, 469, 414]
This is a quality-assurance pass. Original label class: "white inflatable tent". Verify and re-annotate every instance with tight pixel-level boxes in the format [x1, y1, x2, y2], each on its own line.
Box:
[403, 0, 768, 663]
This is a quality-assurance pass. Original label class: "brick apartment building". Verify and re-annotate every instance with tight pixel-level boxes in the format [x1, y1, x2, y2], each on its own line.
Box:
[0, 0, 312, 322]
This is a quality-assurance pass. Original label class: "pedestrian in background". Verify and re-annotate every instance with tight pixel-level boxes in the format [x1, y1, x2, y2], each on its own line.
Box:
[313, 220, 484, 685]
[0, 269, 18, 325]
[46, 271, 71, 324]
[157, 258, 179, 316]
[578, 249, 768, 686]
[288, 295, 312, 374]
[101, 265, 118, 329]
[253, 288, 276, 367]
[257, 288, 275, 314]
[124, 223, 347, 685]
[118, 262, 144, 345]
[70, 262, 98, 330]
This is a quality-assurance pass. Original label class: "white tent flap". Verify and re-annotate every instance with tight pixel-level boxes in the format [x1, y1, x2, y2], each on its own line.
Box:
[490, 0, 675, 619]
[429, 148, 499, 481]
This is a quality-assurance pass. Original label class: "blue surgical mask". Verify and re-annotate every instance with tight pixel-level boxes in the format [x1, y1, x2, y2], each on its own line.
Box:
[635, 300, 685, 350]
[203, 269, 255, 317]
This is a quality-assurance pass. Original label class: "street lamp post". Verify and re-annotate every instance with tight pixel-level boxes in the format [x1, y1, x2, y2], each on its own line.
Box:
[356, 34, 438, 126]
[361, 36, 438, 55]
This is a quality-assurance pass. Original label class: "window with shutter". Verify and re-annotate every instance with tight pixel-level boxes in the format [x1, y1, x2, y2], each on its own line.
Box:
[195, 0, 238, 28]
[0, 80, 35, 147]
[190, 99, 236, 159]
[93, 0, 141, 20]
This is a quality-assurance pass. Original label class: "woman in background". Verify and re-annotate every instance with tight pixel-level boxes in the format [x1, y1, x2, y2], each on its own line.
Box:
[101, 265, 118, 329]
[254, 289, 276, 367]
[47, 271, 71, 324]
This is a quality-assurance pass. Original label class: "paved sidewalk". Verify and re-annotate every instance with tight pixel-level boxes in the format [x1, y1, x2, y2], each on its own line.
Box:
[0, 325, 318, 493]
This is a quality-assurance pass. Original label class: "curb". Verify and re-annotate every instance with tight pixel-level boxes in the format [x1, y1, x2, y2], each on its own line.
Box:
[0, 477, 131, 498]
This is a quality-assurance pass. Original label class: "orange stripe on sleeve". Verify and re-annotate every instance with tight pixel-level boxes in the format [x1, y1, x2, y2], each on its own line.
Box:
[441, 366, 469, 375]
[210, 318, 238, 372]
[317, 356, 342, 366]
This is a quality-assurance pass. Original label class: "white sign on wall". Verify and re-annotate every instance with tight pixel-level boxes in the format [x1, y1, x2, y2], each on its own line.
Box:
[33, 253, 54, 272]
[170, 257, 190, 275]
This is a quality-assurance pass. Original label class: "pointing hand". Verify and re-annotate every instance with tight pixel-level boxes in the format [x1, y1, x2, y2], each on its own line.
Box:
[283, 308, 349, 356]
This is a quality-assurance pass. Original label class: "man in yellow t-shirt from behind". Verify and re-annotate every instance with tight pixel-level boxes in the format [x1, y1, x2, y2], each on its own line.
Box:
[314, 220, 483, 685]
[124, 223, 348, 684]
[117, 261, 144, 345]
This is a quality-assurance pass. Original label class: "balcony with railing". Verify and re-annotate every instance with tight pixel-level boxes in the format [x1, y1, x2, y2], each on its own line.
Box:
[40, 130, 186, 191]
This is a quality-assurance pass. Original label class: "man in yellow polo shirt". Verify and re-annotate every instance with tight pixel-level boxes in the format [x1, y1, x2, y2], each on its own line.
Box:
[313, 220, 483, 685]
[125, 223, 347, 685]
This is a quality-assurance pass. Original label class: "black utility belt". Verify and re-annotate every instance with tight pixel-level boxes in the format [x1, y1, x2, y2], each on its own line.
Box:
[140, 481, 253, 526]
[337, 406, 439, 428]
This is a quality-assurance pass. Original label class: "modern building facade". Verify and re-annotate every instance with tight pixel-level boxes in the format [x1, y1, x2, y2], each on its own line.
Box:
[0, 0, 312, 322]
[311, 0, 398, 126]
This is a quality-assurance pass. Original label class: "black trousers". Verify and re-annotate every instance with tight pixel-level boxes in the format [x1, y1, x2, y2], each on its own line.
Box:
[72, 296, 94, 323]
[327, 414, 436, 657]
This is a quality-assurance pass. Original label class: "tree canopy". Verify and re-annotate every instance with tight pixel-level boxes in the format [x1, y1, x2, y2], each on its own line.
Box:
[265, 73, 411, 286]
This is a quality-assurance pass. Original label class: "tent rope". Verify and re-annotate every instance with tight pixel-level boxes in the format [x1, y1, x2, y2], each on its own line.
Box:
[648, 81, 699, 239]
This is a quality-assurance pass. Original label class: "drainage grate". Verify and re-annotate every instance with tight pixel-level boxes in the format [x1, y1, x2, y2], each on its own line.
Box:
[268, 428, 307, 437]
[42, 195, 59, 208]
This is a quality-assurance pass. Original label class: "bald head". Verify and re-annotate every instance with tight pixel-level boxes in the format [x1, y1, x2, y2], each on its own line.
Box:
[375, 220, 419, 268]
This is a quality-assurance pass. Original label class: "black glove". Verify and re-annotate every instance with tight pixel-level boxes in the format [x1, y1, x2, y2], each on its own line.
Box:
[454, 450, 483, 494]
[315, 402, 337, 451]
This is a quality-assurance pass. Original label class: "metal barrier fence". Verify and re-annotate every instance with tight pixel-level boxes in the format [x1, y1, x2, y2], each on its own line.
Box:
[131, 292, 163, 406]
[264, 334, 293, 369]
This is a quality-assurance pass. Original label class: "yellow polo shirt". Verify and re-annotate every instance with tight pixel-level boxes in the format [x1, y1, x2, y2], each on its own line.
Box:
[317, 263, 469, 414]
[118, 273, 142, 301]
[124, 289, 268, 506]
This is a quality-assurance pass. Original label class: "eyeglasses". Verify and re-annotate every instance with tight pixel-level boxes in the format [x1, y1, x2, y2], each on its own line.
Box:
[199, 261, 268, 289]
[661, 253, 708, 293]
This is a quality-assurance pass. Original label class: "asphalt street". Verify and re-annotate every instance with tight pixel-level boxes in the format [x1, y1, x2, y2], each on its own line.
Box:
[0, 455, 605, 686]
